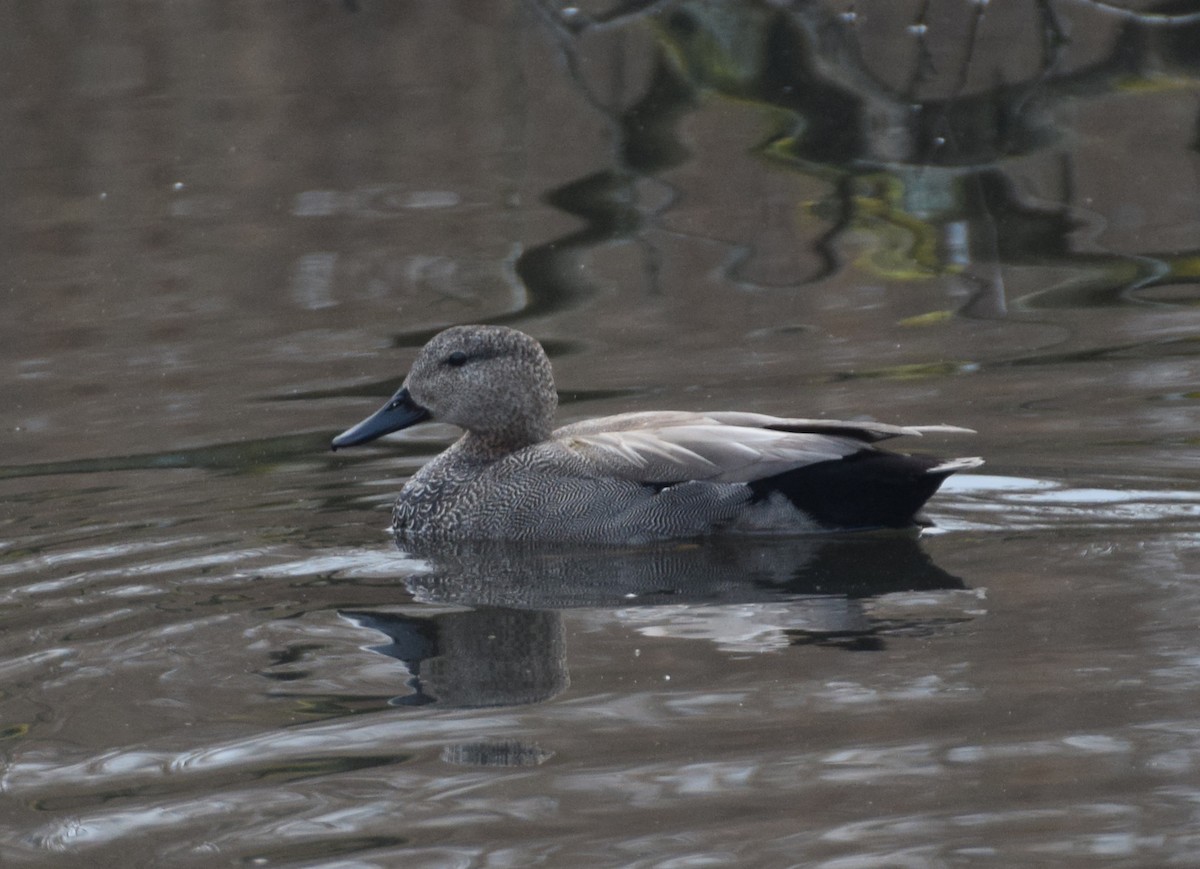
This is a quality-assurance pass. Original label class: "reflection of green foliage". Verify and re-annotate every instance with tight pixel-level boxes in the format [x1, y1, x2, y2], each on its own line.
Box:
[1024, 254, 1200, 309]
[846, 176, 950, 279]
[286, 695, 394, 719]
[759, 129, 824, 172]
[652, 0, 863, 164]
[641, 1, 1200, 305]
[648, 3, 951, 281]
[0, 723, 30, 740]
[899, 310, 957, 327]
[804, 173, 953, 280]
[1167, 254, 1200, 281]
[1115, 74, 1200, 93]
[652, 1, 772, 99]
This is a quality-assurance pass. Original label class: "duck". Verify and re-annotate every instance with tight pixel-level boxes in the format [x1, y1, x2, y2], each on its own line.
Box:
[331, 325, 982, 543]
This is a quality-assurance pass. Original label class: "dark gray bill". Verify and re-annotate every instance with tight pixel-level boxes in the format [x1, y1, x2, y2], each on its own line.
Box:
[331, 387, 430, 450]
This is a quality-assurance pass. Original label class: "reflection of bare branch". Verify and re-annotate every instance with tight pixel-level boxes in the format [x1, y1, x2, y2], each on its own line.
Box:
[558, 0, 680, 32]
[1058, 0, 1200, 25]
[949, 0, 988, 98]
[905, 0, 937, 99]
[955, 270, 1008, 319]
[525, 0, 627, 118]
[810, 175, 855, 284]
[521, 1, 688, 297]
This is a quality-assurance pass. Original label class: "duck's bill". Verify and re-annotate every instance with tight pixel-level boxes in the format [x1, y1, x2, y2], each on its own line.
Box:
[331, 387, 431, 450]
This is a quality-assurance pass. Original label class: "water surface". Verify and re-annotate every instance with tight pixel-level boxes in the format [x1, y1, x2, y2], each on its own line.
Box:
[4, 2, 1200, 866]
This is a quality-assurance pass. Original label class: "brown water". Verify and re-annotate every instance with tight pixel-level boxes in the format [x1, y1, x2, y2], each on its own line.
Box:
[4, 2, 1200, 866]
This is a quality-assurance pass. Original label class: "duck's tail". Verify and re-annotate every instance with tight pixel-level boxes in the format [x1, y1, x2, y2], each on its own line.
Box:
[748, 451, 983, 530]
[925, 456, 985, 475]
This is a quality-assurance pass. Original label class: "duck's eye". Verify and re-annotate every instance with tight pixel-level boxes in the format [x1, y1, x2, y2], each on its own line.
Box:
[444, 351, 469, 367]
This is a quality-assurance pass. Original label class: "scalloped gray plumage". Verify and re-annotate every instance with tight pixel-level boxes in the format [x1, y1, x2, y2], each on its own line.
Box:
[332, 325, 983, 543]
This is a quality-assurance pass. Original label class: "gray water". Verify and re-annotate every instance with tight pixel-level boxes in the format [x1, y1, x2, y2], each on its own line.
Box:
[4, 2, 1200, 866]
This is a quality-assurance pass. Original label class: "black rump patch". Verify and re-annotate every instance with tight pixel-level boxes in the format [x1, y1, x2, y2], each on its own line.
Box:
[748, 450, 955, 529]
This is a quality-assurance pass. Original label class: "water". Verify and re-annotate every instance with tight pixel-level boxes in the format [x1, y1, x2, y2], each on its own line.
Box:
[4, 1, 1200, 866]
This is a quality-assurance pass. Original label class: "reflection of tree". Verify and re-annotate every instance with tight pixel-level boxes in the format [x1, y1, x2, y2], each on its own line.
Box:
[522, 0, 1200, 316]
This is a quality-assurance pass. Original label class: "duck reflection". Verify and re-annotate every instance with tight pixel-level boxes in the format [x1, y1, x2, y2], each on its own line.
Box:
[340, 532, 972, 710]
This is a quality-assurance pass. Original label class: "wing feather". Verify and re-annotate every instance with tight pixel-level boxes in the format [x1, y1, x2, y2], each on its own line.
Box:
[563, 424, 868, 484]
[554, 410, 973, 444]
[554, 411, 975, 485]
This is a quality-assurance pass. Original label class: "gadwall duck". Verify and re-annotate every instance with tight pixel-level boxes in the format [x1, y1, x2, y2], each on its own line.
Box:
[332, 325, 982, 543]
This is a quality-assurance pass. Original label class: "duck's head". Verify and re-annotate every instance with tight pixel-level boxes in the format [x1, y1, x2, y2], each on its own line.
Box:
[331, 325, 558, 451]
